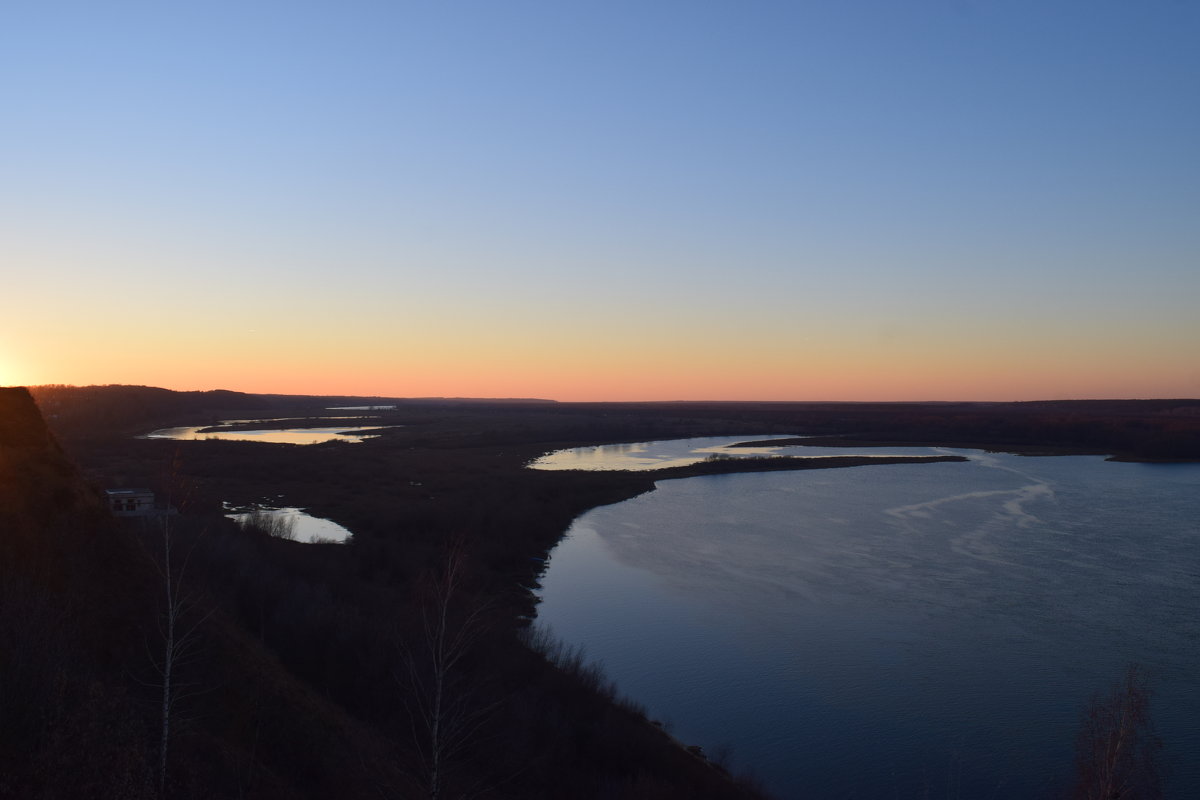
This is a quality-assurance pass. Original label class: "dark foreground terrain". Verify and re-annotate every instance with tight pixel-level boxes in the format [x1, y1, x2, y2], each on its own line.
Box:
[4, 385, 1192, 798]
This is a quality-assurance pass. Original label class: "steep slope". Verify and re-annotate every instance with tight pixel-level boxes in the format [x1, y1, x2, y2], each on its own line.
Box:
[0, 387, 155, 795]
[13, 385, 777, 799]
[0, 389, 407, 798]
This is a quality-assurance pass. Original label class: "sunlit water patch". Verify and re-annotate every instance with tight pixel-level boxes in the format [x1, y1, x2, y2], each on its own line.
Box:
[536, 448, 1200, 798]
[224, 504, 352, 544]
[530, 434, 950, 472]
[529, 434, 952, 471]
[142, 424, 391, 444]
[326, 404, 397, 411]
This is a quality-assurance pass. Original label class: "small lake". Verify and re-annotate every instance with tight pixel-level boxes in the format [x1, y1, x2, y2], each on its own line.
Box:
[534, 437, 1200, 798]
[530, 435, 797, 470]
[224, 504, 352, 544]
[528, 435, 945, 471]
[142, 422, 390, 445]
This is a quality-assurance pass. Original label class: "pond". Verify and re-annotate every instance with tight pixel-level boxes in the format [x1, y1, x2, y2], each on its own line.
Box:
[224, 503, 353, 544]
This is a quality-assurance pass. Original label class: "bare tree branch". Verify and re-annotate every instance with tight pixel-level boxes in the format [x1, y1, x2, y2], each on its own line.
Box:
[1073, 663, 1162, 800]
[396, 542, 497, 800]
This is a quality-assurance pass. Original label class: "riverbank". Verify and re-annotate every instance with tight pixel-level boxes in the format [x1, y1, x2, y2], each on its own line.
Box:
[648, 453, 968, 480]
[727, 435, 1181, 461]
[534, 445, 1200, 798]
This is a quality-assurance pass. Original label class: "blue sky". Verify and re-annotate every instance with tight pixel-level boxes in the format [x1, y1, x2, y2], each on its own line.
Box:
[3, 1, 1197, 399]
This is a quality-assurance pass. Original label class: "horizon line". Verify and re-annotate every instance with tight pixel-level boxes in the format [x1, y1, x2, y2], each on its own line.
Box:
[12, 384, 1200, 405]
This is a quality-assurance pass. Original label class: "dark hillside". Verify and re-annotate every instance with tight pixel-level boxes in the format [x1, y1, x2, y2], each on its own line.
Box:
[29, 384, 271, 440]
[1, 387, 158, 796]
[0, 390, 406, 798]
[27, 385, 557, 443]
[5, 387, 770, 799]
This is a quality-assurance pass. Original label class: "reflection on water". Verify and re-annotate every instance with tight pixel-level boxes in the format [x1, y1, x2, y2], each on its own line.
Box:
[224, 504, 352, 544]
[326, 404, 397, 411]
[529, 435, 950, 471]
[536, 442, 1200, 798]
[142, 424, 390, 444]
[221, 416, 379, 424]
[530, 435, 796, 470]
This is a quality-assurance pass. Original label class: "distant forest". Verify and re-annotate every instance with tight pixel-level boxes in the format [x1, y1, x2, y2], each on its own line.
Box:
[30, 383, 1200, 460]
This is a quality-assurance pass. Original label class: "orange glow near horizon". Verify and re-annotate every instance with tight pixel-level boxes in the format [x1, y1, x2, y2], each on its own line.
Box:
[5, 2, 1199, 406]
[11, 324, 1199, 403]
[0, 351, 35, 390]
[5, 177, 1197, 404]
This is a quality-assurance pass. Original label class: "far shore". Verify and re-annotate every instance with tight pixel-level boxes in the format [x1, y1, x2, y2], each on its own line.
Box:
[635, 453, 968, 480]
[726, 436, 1191, 462]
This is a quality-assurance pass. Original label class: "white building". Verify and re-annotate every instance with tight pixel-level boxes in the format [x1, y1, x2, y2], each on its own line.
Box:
[105, 488, 156, 516]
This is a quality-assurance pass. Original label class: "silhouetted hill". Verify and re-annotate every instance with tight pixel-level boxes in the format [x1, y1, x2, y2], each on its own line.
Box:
[0, 386, 106, 555]
[28, 384, 271, 440]
[1, 387, 157, 795]
[27, 385, 556, 443]
[4, 388, 768, 799]
[0, 389, 407, 798]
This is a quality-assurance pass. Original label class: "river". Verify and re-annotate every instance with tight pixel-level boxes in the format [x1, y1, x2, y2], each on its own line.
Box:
[534, 438, 1200, 798]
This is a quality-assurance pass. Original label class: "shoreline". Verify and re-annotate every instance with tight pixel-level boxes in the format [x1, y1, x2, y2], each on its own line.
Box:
[727, 436, 1200, 463]
[644, 453, 968, 480]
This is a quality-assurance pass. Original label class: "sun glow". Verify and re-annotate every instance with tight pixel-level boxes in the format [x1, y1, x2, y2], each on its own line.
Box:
[0, 354, 27, 388]
[1, 350, 47, 390]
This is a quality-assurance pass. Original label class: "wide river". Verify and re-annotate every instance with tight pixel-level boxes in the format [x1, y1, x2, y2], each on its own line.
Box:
[534, 437, 1200, 799]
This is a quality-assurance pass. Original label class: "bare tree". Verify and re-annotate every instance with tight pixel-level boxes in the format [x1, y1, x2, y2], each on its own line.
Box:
[235, 509, 296, 540]
[399, 545, 498, 800]
[143, 513, 212, 798]
[1072, 663, 1162, 800]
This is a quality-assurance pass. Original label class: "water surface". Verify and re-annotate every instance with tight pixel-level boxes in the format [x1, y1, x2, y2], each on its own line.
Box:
[143, 424, 389, 444]
[536, 439, 1200, 798]
[529, 435, 944, 471]
[224, 504, 352, 543]
[326, 404, 397, 411]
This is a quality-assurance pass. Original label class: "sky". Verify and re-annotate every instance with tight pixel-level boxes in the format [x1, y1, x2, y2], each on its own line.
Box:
[2, 0, 1197, 401]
